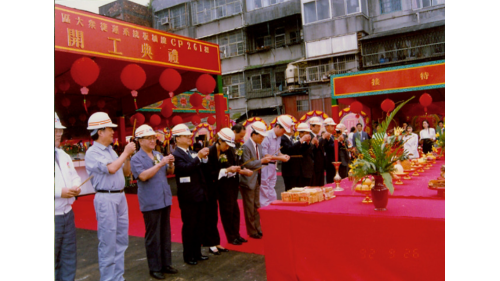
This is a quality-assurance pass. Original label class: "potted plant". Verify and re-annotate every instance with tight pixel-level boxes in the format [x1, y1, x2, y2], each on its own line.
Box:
[350, 97, 414, 211]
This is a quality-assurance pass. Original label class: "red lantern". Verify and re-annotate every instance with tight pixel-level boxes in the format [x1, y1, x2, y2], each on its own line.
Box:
[350, 101, 362, 115]
[58, 79, 70, 93]
[191, 115, 201, 125]
[97, 99, 106, 109]
[69, 117, 76, 126]
[150, 114, 161, 127]
[79, 113, 87, 122]
[161, 105, 173, 119]
[70, 57, 100, 113]
[419, 93, 432, 113]
[130, 113, 145, 126]
[172, 116, 183, 126]
[61, 97, 71, 108]
[196, 74, 216, 96]
[159, 69, 182, 98]
[190, 92, 203, 114]
[207, 116, 216, 125]
[121, 64, 147, 110]
[381, 99, 395, 116]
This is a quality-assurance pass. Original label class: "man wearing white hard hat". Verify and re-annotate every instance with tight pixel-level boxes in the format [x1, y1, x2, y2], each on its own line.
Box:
[334, 123, 351, 179]
[170, 123, 210, 265]
[205, 128, 253, 252]
[259, 115, 292, 207]
[55, 112, 81, 281]
[322, 118, 337, 184]
[296, 123, 315, 187]
[281, 123, 312, 191]
[239, 121, 272, 239]
[308, 117, 327, 186]
[85, 112, 136, 281]
[130, 124, 178, 280]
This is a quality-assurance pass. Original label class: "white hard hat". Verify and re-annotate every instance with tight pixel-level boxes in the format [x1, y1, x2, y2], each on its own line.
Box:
[135, 124, 156, 138]
[336, 123, 346, 131]
[55, 112, 66, 129]
[308, 117, 323, 125]
[171, 124, 192, 136]
[324, 118, 336, 126]
[297, 123, 312, 132]
[276, 115, 294, 133]
[217, 128, 235, 147]
[250, 121, 268, 137]
[87, 112, 118, 130]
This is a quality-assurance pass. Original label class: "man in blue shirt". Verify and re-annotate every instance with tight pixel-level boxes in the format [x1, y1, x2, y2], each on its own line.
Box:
[130, 124, 178, 280]
[85, 112, 136, 281]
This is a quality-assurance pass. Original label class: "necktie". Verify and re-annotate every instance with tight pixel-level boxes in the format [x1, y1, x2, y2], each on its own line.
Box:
[255, 144, 259, 160]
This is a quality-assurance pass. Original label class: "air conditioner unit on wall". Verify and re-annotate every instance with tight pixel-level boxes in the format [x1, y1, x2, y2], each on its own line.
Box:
[160, 17, 169, 25]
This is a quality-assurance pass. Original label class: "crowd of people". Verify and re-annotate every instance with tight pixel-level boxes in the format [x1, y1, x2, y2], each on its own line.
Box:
[55, 110, 443, 281]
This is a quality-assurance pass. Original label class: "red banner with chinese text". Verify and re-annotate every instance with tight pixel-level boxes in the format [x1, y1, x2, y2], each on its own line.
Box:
[333, 63, 444, 96]
[55, 5, 221, 74]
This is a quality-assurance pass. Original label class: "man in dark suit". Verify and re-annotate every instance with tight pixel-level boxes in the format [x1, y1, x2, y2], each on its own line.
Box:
[295, 123, 314, 187]
[353, 123, 370, 149]
[308, 117, 328, 186]
[239, 121, 272, 239]
[322, 118, 337, 184]
[171, 124, 210, 266]
[281, 125, 313, 190]
[334, 123, 351, 179]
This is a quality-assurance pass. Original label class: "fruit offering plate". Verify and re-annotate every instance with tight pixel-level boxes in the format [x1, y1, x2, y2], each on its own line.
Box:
[271, 200, 308, 206]
[428, 180, 445, 198]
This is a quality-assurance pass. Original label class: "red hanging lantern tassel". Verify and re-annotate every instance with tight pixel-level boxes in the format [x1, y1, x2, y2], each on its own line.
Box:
[381, 98, 395, 117]
[70, 57, 100, 113]
[419, 93, 432, 114]
[120, 64, 147, 110]
[159, 69, 182, 98]
[189, 92, 203, 114]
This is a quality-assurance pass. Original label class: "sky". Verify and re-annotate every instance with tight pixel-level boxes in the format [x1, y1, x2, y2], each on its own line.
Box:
[55, 0, 150, 14]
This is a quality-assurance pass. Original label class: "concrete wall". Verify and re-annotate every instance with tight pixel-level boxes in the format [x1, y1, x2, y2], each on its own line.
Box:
[229, 97, 247, 111]
[247, 96, 282, 110]
[247, 44, 303, 68]
[195, 15, 245, 38]
[222, 55, 247, 74]
[152, 0, 190, 12]
[303, 15, 370, 42]
[244, 0, 302, 26]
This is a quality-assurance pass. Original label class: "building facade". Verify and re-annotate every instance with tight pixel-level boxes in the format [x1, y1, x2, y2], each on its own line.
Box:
[150, 0, 444, 123]
[99, 0, 153, 27]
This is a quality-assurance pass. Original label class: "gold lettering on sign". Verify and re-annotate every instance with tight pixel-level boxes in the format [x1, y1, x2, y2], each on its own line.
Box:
[141, 43, 153, 59]
[187, 42, 191, 50]
[61, 13, 71, 23]
[76, 17, 84, 27]
[108, 37, 122, 55]
[168, 49, 179, 64]
[171, 39, 177, 47]
[133, 30, 140, 39]
[123, 28, 130, 36]
[152, 34, 158, 42]
[178, 40, 183, 48]
[100, 22, 108, 32]
[88, 20, 96, 29]
[160, 37, 167, 44]
[67, 28, 84, 49]
[112, 25, 119, 34]
[420, 72, 429, 80]
[204, 46, 209, 53]
[371, 78, 380, 86]
[143, 32, 149, 40]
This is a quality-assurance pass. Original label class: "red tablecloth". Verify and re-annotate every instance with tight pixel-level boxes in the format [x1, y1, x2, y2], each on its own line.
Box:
[325, 160, 445, 199]
[260, 196, 444, 281]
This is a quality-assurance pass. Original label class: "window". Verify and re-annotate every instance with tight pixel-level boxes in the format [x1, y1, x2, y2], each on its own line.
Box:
[247, 0, 288, 11]
[346, 0, 361, 14]
[331, 0, 346, 17]
[275, 27, 285, 48]
[192, 0, 242, 25]
[380, 0, 401, 14]
[297, 100, 309, 111]
[289, 31, 299, 43]
[203, 30, 245, 59]
[256, 35, 272, 49]
[222, 73, 246, 98]
[412, 0, 444, 9]
[331, 0, 364, 17]
[304, 0, 330, 24]
[300, 54, 358, 83]
[251, 74, 271, 90]
[155, 4, 188, 30]
[275, 71, 285, 90]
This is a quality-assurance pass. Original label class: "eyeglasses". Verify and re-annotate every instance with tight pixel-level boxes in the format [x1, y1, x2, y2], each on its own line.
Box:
[142, 136, 157, 141]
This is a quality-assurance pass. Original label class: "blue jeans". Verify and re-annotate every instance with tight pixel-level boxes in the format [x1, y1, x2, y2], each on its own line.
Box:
[55, 209, 77, 281]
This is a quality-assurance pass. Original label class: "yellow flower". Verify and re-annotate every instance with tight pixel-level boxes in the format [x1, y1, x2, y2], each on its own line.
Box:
[435, 133, 440, 137]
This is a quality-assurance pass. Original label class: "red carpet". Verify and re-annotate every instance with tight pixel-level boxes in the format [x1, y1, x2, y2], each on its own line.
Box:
[72, 194, 265, 255]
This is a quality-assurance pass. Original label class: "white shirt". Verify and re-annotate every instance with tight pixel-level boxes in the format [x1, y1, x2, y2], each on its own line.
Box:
[55, 147, 81, 215]
[403, 133, 420, 159]
[419, 128, 436, 140]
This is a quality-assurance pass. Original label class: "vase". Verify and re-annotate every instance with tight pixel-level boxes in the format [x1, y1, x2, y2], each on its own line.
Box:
[371, 175, 388, 211]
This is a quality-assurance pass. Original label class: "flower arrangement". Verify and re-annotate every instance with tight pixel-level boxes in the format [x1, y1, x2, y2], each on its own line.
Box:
[435, 125, 445, 152]
[154, 154, 162, 165]
[350, 97, 414, 195]
[62, 144, 79, 155]
[219, 154, 228, 163]
[236, 148, 244, 157]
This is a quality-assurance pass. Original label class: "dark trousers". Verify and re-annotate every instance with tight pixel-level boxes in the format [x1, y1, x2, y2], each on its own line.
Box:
[218, 184, 241, 241]
[55, 209, 77, 281]
[325, 164, 336, 184]
[298, 176, 312, 187]
[142, 206, 172, 272]
[283, 176, 300, 191]
[178, 200, 205, 261]
[203, 186, 220, 247]
[339, 165, 349, 179]
[423, 139, 433, 154]
[312, 171, 325, 187]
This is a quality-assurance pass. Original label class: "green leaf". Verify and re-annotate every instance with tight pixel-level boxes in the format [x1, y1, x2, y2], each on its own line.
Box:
[381, 172, 394, 195]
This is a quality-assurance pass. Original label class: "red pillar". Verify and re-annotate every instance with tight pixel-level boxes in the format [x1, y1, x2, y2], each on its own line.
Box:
[119, 116, 126, 144]
[331, 99, 340, 123]
[214, 94, 227, 132]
